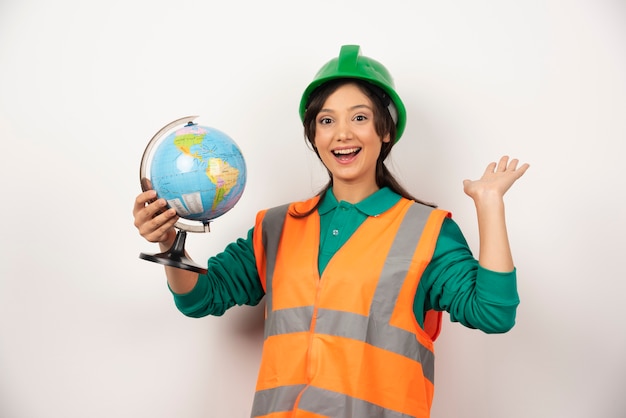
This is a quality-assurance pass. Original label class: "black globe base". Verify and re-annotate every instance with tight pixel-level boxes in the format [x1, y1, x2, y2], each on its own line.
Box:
[139, 229, 208, 274]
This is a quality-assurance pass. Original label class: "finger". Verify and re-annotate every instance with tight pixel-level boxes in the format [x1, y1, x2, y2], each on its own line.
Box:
[144, 224, 176, 244]
[507, 158, 519, 171]
[515, 162, 530, 177]
[141, 208, 178, 241]
[496, 155, 510, 172]
[133, 190, 157, 215]
[146, 198, 169, 218]
[504, 161, 530, 182]
[149, 209, 178, 231]
[483, 162, 497, 176]
[133, 195, 169, 232]
[134, 202, 162, 231]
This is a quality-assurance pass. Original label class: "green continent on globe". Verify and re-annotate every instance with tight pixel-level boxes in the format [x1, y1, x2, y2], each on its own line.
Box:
[206, 158, 239, 210]
[174, 133, 205, 159]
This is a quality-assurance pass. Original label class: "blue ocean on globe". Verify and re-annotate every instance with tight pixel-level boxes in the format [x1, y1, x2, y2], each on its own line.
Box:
[149, 123, 247, 222]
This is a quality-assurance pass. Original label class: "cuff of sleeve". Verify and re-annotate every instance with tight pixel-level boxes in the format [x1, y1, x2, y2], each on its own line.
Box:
[475, 265, 520, 305]
[168, 274, 209, 312]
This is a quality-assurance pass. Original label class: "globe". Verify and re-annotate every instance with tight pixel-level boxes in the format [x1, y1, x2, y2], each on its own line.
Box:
[139, 116, 247, 273]
[150, 122, 247, 222]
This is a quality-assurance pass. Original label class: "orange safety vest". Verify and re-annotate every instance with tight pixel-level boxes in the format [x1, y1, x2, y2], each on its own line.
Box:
[251, 196, 450, 418]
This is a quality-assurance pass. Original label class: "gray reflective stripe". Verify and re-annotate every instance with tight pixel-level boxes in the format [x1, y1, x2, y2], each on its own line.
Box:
[253, 385, 417, 418]
[371, 203, 432, 320]
[263, 307, 435, 383]
[264, 306, 314, 339]
[251, 384, 306, 416]
[367, 203, 435, 382]
[315, 308, 435, 383]
[261, 203, 290, 314]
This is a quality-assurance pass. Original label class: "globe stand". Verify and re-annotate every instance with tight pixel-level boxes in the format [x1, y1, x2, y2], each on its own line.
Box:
[139, 115, 209, 275]
[139, 229, 208, 274]
[138, 115, 246, 276]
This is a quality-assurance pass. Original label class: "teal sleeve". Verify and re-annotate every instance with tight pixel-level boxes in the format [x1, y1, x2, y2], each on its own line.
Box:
[170, 227, 265, 318]
[414, 217, 520, 334]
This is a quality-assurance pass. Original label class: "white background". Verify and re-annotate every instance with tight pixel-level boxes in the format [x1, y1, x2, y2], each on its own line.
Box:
[1, 0, 625, 417]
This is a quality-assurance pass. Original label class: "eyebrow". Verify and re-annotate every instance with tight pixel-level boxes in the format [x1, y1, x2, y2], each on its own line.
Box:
[319, 104, 373, 114]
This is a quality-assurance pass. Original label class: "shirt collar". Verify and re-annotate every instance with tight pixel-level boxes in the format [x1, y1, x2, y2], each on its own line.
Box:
[318, 187, 402, 217]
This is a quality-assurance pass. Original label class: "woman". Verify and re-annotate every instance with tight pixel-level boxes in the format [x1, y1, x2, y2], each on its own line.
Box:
[133, 45, 529, 418]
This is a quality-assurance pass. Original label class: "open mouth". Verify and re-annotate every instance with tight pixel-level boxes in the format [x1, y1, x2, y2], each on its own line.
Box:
[332, 147, 362, 161]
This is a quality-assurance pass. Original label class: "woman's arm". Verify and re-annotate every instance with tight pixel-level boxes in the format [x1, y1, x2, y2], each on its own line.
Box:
[463, 156, 529, 272]
[133, 190, 264, 317]
[418, 217, 520, 334]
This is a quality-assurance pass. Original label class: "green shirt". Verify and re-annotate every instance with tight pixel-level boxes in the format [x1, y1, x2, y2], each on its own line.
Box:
[171, 188, 519, 334]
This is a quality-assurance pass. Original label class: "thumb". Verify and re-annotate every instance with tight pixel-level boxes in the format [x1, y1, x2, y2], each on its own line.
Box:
[462, 179, 474, 197]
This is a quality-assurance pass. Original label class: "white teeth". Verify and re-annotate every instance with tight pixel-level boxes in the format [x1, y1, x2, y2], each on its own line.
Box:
[333, 148, 360, 155]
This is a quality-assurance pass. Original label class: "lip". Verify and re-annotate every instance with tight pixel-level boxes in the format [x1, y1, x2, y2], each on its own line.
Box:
[330, 146, 362, 164]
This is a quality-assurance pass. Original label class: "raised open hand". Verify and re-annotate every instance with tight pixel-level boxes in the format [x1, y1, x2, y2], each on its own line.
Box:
[463, 156, 529, 202]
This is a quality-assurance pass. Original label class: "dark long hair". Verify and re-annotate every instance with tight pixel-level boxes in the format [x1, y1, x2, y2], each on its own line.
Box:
[295, 79, 435, 217]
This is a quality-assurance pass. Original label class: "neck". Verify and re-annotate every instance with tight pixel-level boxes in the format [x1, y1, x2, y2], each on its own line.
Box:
[332, 180, 379, 204]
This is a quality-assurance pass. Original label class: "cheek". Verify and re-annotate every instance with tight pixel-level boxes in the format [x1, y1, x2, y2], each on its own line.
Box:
[313, 131, 332, 148]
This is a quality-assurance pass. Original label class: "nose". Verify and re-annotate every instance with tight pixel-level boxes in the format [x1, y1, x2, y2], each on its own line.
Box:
[335, 118, 352, 141]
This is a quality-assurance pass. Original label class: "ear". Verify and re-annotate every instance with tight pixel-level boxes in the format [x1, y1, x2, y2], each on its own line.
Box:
[382, 133, 391, 143]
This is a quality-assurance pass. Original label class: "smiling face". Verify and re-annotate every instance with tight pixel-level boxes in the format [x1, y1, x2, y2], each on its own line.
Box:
[312, 82, 391, 200]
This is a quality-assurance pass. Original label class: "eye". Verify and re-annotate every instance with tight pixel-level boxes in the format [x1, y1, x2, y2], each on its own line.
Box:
[353, 114, 368, 122]
[318, 116, 333, 125]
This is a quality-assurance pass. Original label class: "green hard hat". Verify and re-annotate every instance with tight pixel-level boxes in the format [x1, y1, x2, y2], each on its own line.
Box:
[299, 44, 407, 142]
